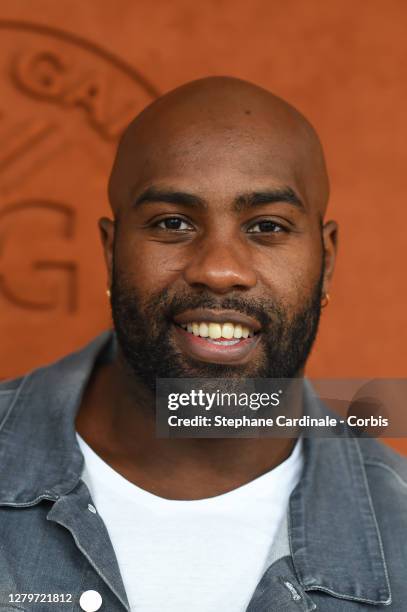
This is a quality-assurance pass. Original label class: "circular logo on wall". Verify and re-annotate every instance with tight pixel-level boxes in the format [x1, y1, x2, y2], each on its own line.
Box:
[0, 20, 159, 377]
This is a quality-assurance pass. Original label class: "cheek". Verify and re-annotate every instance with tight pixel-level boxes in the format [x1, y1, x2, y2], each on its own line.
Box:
[115, 234, 186, 296]
[253, 240, 323, 305]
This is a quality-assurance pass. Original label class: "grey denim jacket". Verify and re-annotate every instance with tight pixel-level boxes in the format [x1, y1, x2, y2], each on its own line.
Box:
[0, 330, 406, 612]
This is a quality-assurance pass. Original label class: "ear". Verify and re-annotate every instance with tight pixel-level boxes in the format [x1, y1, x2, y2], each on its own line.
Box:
[321, 220, 338, 295]
[98, 217, 115, 290]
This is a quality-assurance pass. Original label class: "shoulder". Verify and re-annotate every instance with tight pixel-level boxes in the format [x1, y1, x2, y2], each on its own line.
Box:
[0, 375, 26, 426]
[357, 436, 407, 490]
[357, 437, 407, 544]
[355, 438, 407, 597]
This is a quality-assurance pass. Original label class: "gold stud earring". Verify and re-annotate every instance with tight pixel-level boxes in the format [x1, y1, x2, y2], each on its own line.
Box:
[321, 292, 330, 308]
[106, 288, 111, 298]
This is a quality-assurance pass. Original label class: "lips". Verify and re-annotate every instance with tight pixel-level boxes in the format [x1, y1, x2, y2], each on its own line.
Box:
[172, 309, 262, 365]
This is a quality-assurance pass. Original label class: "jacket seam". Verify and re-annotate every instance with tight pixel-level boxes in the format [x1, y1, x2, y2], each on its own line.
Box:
[353, 438, 392, 604]
[364, 460, 407, 489]
[303, 584, 392, 605]
[47, 516, 129, 612]
[0, 493, 59, 507]
[299, 439, 393, 605]
[0, 376, 28, 434]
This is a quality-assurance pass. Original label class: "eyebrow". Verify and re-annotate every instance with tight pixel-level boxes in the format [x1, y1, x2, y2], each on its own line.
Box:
[133, 185, 304, 211]
[234, 188, 304, 212]
[134, 187, 206, 208]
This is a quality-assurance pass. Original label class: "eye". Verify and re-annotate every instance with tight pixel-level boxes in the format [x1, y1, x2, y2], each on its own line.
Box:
[247, 220, 287, 233]
[155, 216, 194, 231]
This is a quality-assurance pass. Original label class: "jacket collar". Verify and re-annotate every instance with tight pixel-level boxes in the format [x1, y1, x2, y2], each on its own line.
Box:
[0, 330, 391, 605]
[0, 329, 115, 504]
[291, 385, 391, 605]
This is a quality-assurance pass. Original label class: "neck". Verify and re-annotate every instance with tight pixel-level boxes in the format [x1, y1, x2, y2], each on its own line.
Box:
[75, 351, 302, 500]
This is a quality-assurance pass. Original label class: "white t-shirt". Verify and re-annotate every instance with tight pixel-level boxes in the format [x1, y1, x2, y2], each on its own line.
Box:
[77, 433, 303, 612]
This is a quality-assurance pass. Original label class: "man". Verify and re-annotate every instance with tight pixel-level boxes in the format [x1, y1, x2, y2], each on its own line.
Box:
[0, 76, 406, 612]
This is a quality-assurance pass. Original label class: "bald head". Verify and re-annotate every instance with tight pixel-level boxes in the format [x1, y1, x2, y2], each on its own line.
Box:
[108, 76, 329, 219]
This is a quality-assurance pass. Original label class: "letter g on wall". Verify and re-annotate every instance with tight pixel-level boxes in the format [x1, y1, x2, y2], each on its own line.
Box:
[0, 199, 78, 312]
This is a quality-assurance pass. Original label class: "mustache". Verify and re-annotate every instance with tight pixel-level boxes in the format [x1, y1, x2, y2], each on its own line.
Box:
[146, 290, 282, 329]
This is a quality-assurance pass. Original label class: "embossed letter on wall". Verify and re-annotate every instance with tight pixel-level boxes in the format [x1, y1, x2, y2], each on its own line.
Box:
[0, 20, 158, 377]
[0, 199, 77, 312]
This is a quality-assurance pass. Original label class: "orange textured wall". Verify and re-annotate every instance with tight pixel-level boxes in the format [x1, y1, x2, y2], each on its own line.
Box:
[0, 1, 405, 452]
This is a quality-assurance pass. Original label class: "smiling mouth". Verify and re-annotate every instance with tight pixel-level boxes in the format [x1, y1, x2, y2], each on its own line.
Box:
[175, 320, 257, 345]
[171, 308, 262, 364]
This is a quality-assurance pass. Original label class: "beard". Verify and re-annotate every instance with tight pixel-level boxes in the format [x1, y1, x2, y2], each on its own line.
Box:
[110, 258, 324, 393]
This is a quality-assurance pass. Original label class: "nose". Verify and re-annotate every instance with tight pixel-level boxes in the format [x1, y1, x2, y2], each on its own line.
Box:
[182, 235, 257, 294]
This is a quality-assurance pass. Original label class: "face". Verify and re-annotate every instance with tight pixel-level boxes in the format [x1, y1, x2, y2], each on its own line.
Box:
[102, 123, 337, 391]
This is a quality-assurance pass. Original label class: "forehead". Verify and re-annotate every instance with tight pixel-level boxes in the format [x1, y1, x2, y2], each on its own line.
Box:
[128, 120, 309, 203]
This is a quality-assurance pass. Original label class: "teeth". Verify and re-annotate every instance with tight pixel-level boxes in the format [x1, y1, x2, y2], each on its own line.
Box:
[179, 320, 257, 340]
[207, 338, 241, 346]
[221, 323, 234, 339]
[199, 322, 209, 337]
[233, 324, 242, 339]
[208, 323, 222, 339]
